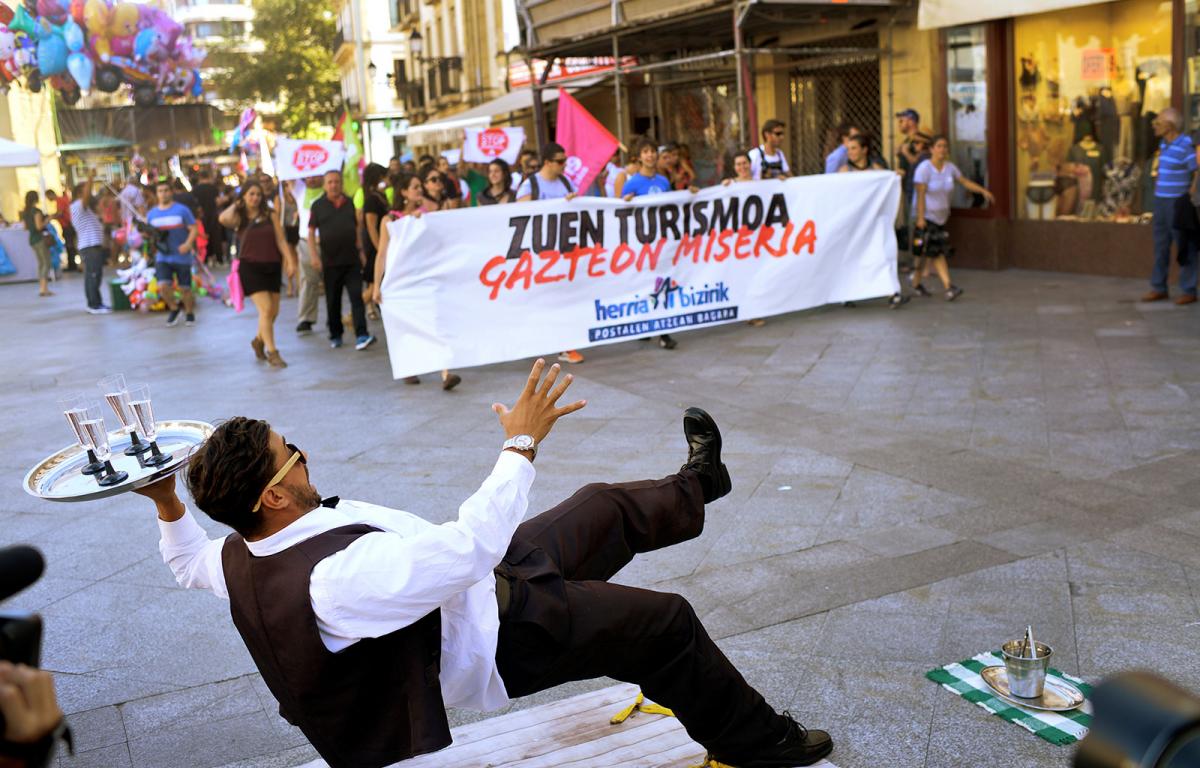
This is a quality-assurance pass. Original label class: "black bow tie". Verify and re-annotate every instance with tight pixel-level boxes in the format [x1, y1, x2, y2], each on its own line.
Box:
[320, 496, 340, 509]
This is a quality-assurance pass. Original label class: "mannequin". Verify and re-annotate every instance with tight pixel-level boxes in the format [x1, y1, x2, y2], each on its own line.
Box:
[1068, 132, 1106, 202]
[1096, 86, 1118, 161]
[1113, 72, 1137, 161]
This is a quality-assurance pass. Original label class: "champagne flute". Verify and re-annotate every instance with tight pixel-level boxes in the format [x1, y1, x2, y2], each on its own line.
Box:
[78, 404, 128, 487]
[58, 393, 105, 475]
[126, 383, 171, 467]
[97, 374, 149, 455]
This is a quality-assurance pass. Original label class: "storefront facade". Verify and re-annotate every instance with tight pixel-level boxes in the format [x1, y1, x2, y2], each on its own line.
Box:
[922, 0, 1194, 277]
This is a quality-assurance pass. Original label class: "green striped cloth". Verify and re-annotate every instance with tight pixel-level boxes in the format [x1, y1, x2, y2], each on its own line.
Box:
[925, 650, 1094, 745]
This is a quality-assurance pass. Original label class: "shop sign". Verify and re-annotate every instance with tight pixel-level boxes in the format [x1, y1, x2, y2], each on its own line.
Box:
[1081, 48, 1115, 80]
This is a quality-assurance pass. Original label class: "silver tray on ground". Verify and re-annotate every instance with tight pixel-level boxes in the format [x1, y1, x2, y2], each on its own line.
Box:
[980, 665, 1086, 712]
[23, 420, 214, 502]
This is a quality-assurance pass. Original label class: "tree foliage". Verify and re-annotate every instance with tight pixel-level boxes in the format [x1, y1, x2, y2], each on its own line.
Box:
[211, 0, 340, 136]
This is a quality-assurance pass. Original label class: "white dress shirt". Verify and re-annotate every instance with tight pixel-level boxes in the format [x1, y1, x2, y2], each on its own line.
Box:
[157, 451, 535, 712]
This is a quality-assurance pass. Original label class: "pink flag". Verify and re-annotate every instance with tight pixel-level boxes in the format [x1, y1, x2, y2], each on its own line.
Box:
[555, 89, 618, 195]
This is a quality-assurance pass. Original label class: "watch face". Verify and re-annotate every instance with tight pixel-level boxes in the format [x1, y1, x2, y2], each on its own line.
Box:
[514, 435, 534, 450]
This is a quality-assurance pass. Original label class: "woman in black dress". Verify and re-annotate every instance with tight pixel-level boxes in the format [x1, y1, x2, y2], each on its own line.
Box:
[219, 181, 297, 367]
[360, 163, 388, 321]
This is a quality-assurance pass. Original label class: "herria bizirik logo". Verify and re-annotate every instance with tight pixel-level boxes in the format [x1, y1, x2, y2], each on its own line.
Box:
[589, 276, 738, 342]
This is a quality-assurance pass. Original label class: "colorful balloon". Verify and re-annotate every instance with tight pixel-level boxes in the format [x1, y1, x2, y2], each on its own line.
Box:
[36, 23, 66, 76]
[62, 17, 82, 50]
[0, 5, 13, 25]
[9, 4, 36, 36]
[66, 49, 90, 88]
[36, 0, 67, 24]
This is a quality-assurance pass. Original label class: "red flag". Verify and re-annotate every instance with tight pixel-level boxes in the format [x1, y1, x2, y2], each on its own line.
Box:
[555, 89, 618, 195]
[331, 112, 347, 142]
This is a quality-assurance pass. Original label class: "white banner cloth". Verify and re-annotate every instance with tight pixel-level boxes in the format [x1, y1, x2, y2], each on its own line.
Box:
[273, 138, 346, 181]
[380, 171, 901, 378]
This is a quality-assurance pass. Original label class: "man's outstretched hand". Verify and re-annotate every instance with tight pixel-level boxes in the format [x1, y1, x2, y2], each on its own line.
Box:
[493, 359, 587, 444]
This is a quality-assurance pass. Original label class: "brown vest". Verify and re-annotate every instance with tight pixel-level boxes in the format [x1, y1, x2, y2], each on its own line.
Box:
[221, 524, 452, 768]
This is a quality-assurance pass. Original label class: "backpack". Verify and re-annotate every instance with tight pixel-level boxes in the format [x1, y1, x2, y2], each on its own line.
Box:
[528, 174, 572, 200]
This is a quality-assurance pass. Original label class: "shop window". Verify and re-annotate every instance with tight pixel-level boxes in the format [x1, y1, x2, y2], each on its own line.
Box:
[946, 25, 988, 209]
[1014, 0, 1171, 223]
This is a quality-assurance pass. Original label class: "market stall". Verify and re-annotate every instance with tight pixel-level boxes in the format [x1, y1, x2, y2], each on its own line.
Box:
[0, 138, 44, 285]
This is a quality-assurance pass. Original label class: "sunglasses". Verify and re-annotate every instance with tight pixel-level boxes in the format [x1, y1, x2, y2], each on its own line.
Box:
[772, 131, 785, 136]
[427, 176, 444, 184]
[549, 157, 567, 164]
[252, 441, 306, 513]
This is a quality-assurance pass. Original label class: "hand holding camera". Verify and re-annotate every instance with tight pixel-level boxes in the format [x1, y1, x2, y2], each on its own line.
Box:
[0, 662, 62, 745]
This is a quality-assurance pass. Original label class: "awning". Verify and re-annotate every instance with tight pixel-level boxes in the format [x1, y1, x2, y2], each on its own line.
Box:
[918, 0, 1110, 30]
[55, 135, 133, 153]
[407, 88, 564, 137]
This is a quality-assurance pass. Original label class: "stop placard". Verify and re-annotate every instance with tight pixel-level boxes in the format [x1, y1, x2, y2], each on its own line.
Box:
[476, 128, 510, 158]
[293, 144, 331, 173]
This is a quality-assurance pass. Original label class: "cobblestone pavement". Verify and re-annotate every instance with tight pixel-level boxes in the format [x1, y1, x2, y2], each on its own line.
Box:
[2, 268, 1198, 768]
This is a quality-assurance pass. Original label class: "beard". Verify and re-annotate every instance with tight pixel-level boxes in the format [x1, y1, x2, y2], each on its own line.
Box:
[283, 479, 323, 511]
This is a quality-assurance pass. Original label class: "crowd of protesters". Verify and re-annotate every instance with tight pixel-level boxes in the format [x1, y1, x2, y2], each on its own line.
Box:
[22, 108, 995, 383]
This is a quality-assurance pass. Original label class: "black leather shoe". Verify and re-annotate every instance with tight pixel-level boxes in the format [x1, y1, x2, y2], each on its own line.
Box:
[719, 712, 833, 767]
[681, 407, 731, 503]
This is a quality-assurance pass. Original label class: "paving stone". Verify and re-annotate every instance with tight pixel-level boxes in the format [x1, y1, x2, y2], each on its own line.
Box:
[7, 268, 1200, 768]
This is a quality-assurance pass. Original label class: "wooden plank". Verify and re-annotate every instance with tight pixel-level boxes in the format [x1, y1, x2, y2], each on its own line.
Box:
[295, 683, 839, 768]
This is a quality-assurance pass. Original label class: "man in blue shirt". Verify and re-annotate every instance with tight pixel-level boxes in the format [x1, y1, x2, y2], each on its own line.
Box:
[824, 123, 860, 174]
[1145, 108, 1198, 304]
[622, 138, 688, 349]
[147, 179, 199, 326]
[621, 138, 674, 199]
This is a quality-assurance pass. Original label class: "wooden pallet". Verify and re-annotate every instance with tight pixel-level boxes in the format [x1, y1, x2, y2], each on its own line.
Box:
[295, 682, 838, 768]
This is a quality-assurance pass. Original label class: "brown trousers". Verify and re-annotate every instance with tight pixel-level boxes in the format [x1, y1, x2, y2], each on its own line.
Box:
[494, 471, 784, 759]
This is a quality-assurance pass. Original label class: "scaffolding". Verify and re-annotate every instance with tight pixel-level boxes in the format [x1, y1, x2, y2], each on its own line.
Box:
[517, 0, 898, 173]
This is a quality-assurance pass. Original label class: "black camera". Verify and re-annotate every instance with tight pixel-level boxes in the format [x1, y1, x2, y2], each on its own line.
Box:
[1074, 671, 1200, 767]
[912, 224, 954, 258]
[0, 546, 45, 667]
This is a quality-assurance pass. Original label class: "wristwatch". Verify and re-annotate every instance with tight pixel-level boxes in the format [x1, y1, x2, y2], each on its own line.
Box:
[502, 434, 537, 458]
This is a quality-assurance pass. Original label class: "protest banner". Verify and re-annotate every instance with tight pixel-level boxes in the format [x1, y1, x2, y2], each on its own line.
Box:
[463, 126, 526, 164]
[379, 171, 901, 379]
[274, 138, 346, 181]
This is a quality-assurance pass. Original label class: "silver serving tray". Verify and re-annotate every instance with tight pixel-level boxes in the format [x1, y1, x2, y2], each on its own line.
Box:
[23, 420, 214, 502]
[980, 665, 1086, 712]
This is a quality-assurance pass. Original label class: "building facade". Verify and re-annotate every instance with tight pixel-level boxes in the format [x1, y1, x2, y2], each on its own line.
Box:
[513, 0, 1200, 279]
[332, 0, 426, 163]
[0, 90, 63, 222]
[170, 0, 263, 109]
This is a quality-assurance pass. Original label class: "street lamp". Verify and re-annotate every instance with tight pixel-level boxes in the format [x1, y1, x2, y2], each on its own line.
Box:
[368, 61, 378, 79]
[408, 29, 423, 59]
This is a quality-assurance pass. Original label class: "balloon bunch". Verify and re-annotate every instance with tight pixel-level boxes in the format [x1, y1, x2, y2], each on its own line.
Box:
[0, 0, 204, 105]
[115, 252, 155, 310]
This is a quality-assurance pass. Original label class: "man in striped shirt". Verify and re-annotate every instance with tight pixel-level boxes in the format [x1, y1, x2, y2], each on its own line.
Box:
[70, 169, 111, 314]
[1144, 108, 1198, 304]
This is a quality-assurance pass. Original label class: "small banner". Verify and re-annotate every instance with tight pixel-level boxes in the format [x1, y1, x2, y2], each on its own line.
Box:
[378, 172, 901, 379]
[556, 88, 618, 195]
[463, 126, 526, 164]
[274, 138, 346, 182]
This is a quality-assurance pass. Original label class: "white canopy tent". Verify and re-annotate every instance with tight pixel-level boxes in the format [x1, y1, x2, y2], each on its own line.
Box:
[0, 137, 41, 168]
[0, 137, 47, 199]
